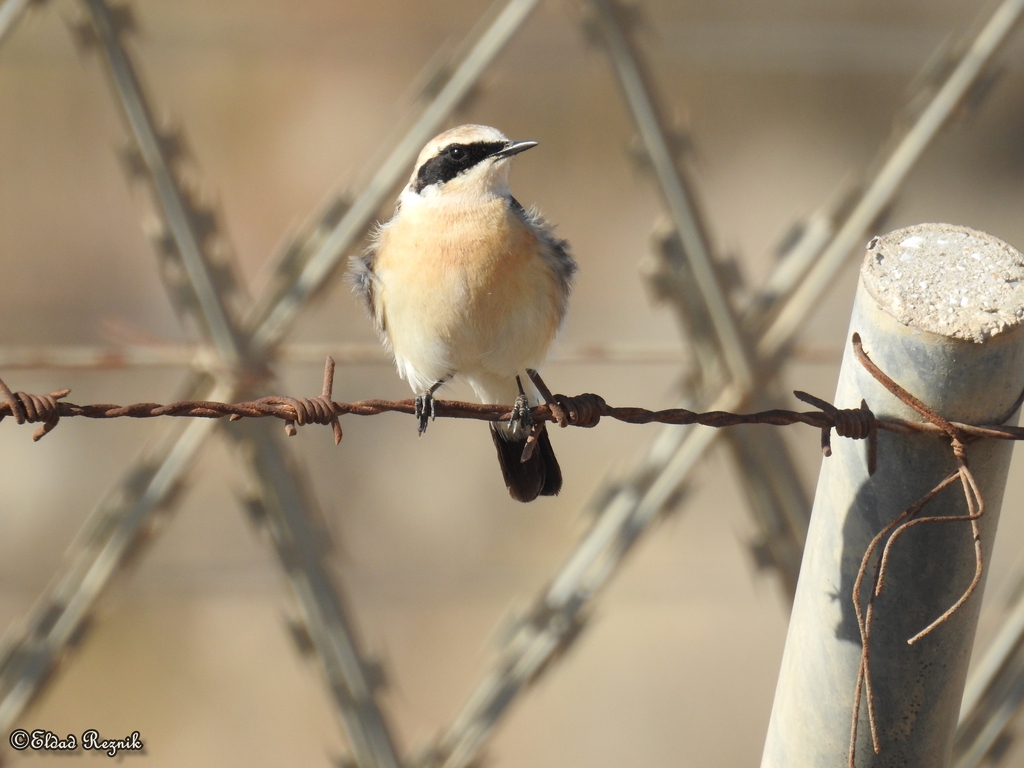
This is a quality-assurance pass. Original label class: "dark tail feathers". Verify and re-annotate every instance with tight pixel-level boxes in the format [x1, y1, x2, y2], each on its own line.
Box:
[490, 424, 562, 503]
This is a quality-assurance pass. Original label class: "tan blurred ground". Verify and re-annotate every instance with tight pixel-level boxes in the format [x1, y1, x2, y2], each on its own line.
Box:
[3, 1, 1024, 766]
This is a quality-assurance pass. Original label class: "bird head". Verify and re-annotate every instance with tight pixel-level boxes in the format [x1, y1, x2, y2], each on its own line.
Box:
[404, 124, 537, 204]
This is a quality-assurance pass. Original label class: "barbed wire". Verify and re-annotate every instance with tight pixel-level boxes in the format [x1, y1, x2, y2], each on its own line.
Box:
[2, 350, 1023, 449]
[2, 336, 1023, 767]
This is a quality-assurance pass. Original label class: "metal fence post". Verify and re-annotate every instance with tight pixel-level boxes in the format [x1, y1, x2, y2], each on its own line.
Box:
[761, 224, 1024, 766]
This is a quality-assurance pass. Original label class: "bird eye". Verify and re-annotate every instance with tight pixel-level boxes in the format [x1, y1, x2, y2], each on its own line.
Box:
[447, 145, 466, 161]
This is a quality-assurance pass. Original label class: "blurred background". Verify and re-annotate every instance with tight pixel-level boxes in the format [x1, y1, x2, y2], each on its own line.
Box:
[3, 0, 1024, 766]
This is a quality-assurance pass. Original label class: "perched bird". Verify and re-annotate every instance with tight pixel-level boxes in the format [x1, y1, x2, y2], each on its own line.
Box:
[350, 124, 576, 502]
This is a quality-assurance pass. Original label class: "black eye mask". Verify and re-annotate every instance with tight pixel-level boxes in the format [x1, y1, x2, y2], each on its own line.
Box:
[413, 141, 507, 193]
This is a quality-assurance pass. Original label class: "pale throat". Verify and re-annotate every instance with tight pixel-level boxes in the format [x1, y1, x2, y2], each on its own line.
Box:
[399, 163, 512, 212]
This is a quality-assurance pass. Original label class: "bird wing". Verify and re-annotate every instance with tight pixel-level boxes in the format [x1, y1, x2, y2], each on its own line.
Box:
[348, 243, 387, 337]
[510, 198, 578, 323]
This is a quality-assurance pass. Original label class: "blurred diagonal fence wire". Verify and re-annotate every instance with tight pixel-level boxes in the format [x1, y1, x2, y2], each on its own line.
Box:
[756, 0, 1024, 362]
[592, 0, 812, 597]
[82, 0, 250, 365]
[0, 369, 226, 730]
[587, 0, 752, 391]
[0, 0, 34, 48]
[954, 564, 1024, 767]
[2, 1, 408, 766]
[68, 0, 542, 763]
[1, 0, 1023, 766]
[417, 1, 1024, 766]
[954, 539, 1024, 766]
[0, 0, 543, 764]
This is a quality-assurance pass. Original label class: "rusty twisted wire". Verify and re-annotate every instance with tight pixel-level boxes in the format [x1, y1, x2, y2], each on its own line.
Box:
[1, 353, 1022, 452]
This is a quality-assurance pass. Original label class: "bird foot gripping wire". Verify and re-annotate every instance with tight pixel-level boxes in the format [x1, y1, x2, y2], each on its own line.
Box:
[414, 393, 435, 435]
[510, 378, 533, 435]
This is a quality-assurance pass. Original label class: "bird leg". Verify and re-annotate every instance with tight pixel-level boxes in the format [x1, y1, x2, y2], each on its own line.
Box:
[415, 379, 446, 435]
[510, 375, 533, 434]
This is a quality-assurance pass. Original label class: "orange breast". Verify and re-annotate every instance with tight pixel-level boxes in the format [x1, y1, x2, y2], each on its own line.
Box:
[374, 198, 562, 379]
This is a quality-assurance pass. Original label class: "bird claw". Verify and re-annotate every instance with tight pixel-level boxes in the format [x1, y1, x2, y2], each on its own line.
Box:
[510, 393, 532, 434]
[414, 392, 436, 435]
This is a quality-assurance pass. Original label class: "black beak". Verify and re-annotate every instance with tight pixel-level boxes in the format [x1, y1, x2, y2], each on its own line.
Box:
[490, 140, 538, 160]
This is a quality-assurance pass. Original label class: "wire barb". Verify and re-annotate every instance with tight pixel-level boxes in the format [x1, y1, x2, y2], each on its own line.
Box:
[0, 376, 70, 441]
[239, 356, 343, 443]
[794, 390, 878, 474]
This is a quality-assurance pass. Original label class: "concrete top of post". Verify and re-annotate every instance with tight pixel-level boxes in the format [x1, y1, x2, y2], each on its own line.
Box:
[862, 223, 1024, 343]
